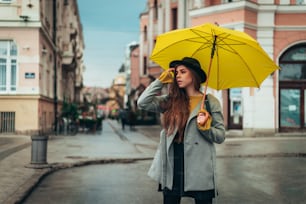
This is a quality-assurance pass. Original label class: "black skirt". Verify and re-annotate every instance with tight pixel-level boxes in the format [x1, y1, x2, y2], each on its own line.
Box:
[159, 142, 215, 200]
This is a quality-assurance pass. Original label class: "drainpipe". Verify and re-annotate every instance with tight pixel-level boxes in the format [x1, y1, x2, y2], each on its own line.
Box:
[53, 0, 58, 134]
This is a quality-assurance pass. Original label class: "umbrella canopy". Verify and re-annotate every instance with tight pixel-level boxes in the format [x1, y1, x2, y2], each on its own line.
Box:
[150, 23, 279, 91]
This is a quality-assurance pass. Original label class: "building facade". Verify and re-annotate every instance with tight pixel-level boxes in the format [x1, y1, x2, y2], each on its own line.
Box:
[137, 0, 306, 135]
[0, 0, 84, 134]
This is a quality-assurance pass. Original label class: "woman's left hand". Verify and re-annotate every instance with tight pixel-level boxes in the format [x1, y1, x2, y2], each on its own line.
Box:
[197, 110, 209, 126]
[197, 109, 212, 130]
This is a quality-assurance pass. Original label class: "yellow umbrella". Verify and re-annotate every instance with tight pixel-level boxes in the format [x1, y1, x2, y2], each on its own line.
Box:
[150, 23, 279, 109]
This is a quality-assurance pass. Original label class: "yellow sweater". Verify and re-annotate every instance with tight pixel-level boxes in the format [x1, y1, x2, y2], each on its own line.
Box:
[189, 95, 203, 111]
[189, 95, 212, 130]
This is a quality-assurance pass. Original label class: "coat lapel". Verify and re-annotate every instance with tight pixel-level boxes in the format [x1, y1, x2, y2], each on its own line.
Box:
[166, 129, 177, 151]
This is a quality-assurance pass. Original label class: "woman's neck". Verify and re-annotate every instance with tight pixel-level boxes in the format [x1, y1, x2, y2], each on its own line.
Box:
[185, 86, 202, 97]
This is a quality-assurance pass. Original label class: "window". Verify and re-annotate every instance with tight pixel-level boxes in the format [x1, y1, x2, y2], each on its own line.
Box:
[279, 44, 306, 81]
[154, 0, 158, 20]
[223, 0, 239, 2]
[144, 26, 147, 41]
[0, 41, 17, 92]
[0, 112, 15, 133]
[171, 8, 178, 30]
[143, 56, 147, 75]
[296, 0, 306, 5]
[0, 0, 12, 3]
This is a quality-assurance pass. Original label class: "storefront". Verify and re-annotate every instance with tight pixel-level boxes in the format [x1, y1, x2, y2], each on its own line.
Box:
[279, 43, 306, 132]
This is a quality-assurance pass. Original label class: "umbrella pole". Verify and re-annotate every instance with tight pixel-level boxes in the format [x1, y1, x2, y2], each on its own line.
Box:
[201, 35, 217, 110]
[201, 57, 213, 110]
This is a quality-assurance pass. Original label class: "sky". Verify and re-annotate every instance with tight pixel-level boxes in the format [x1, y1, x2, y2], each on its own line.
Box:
[77, 0, 147, 88]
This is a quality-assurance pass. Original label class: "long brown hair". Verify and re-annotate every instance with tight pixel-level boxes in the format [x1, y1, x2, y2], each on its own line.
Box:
[161, 68, 202, 142]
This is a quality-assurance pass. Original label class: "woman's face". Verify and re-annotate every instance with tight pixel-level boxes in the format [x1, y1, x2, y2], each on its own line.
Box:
[175, 65, 193, 88]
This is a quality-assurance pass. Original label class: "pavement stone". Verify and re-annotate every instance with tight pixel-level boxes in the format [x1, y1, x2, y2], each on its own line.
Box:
[0, 119, 306, 204]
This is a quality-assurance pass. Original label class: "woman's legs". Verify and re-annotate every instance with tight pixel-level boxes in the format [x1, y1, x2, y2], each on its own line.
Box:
[194, 198, 212, 204]
[163, 194, 181, 204]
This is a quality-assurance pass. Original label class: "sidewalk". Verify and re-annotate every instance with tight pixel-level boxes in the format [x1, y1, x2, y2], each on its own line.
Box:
[0, 120, 306, 204]
[0, 120, 157, 204]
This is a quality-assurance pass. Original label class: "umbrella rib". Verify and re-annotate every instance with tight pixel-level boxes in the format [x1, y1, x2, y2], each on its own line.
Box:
[216, 34, 248, 54]
[151, 37, 210, 57]
[214, 33, 261, 88]
[222, 43, 261, 87]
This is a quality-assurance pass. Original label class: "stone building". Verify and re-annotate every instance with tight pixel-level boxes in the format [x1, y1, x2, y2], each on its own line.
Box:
[0, 0, 85, 134]
[137, 0, 306, 135]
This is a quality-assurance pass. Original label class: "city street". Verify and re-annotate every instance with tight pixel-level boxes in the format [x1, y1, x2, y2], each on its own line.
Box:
[1, 1, 306, 204]
[23, 155, 306, 204]
[19, 120, 306, 204]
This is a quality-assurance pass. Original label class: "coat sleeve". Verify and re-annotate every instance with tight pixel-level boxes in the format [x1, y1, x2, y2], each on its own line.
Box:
[137, 79, 167, 113]
[198, 94, 225, 144]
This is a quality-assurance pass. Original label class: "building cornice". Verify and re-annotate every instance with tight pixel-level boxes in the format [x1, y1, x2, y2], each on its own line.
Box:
[190, 2, 306, 17]
[190, 1, 258, 17]
[275, 5, 306, 13]
[275, 25, 306, 31]
[0, 21, 41, 27]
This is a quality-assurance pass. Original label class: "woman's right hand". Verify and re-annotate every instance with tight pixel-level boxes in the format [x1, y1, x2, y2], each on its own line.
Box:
[158, 68, 174, 84]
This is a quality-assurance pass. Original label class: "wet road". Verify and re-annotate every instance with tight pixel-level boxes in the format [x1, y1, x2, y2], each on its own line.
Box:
[23, 157, 306, 204]
[23, 160, 194, 204]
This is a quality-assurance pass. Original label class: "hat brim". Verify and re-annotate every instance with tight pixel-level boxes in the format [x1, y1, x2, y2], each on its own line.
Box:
[169, 60, 207, 83]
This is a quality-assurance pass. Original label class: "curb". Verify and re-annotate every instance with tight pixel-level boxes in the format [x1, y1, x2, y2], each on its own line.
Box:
[108, 121, 129, 141]
[5, 157, 153, 204]
[217, 152, 306, 158]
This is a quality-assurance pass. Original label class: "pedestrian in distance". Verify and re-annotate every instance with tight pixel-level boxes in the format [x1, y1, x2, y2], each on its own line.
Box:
[137, 57, 226, 204]
[128, 110, 136, 131]
[119, 108, 127, 130]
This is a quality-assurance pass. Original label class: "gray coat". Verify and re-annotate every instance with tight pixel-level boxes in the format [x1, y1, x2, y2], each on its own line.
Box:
[137, 79, 225, 193]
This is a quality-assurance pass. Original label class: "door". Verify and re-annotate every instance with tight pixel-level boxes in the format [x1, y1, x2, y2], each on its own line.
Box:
[279, 86, 305, 131]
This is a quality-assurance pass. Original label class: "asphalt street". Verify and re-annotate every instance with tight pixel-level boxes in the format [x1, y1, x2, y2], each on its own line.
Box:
[23, 157, 306, 204]
[1, 119, 306, 204]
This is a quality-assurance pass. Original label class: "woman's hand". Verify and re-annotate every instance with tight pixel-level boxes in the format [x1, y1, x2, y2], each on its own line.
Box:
[158, 68, 175, 84]
[197, 111, 209, 126]
[197, 109, 212, 131]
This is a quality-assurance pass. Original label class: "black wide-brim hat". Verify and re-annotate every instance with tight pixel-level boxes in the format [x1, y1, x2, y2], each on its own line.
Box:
[169, 57, 207, 83]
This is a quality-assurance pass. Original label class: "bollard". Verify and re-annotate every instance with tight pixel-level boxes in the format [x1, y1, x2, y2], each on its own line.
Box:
[63, 117, 68, 135]
[25, 134, 50, 169]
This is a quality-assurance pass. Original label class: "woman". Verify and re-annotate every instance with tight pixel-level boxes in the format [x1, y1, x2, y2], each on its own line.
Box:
[137, 57, 225, 204]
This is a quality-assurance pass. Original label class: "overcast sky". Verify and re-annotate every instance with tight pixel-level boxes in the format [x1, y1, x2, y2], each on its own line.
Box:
[77, 0, 147, 88]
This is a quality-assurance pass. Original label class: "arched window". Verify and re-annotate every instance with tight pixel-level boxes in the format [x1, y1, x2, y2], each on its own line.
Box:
[279, 43, 306, 81]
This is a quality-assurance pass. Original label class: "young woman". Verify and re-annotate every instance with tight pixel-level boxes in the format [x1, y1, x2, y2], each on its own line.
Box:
[137, 57, 225, 204]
